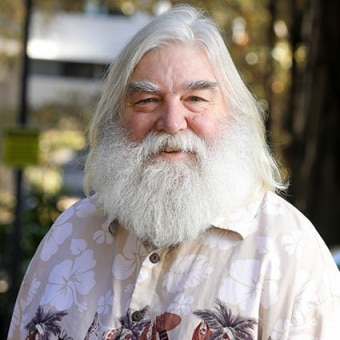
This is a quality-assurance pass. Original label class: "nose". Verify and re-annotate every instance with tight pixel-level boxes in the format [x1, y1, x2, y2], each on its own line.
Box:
[155, 98, 187, 134]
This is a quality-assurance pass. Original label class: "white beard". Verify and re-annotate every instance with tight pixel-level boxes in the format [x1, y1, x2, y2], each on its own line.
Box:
[87, 118, 259, 248]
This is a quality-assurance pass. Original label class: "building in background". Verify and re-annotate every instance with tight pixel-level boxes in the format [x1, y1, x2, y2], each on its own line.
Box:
[0, 7, 154, 197]
[28, 9, 153, 106]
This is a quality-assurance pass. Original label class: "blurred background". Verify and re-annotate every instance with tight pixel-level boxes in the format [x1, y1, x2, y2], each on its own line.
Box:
[0, 0, 339, 336]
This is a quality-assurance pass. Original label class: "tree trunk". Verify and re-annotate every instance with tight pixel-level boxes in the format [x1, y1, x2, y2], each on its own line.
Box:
[287, 0, 340, 247]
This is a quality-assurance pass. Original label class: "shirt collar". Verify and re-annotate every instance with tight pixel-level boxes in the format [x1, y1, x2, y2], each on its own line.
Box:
[108, 192, 266, 241]
[210, 193, 264, 239]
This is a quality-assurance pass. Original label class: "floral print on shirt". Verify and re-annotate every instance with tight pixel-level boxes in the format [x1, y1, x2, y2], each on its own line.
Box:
[8, 193, 340, 339]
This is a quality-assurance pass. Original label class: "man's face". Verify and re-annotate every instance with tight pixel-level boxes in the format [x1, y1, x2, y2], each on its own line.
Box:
[88, 45, 258, 247]
[121, 43, 228, 162]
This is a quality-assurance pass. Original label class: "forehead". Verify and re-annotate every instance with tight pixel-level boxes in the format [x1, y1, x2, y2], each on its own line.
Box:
[130, 43, 218, 89]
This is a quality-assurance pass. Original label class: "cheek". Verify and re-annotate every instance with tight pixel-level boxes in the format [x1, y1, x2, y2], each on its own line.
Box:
[121, 114, 156, 141]
[187, 113, 221, 141]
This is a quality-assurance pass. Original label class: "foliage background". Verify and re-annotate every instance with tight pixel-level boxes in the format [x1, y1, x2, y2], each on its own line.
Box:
[0, 0, 339, 337]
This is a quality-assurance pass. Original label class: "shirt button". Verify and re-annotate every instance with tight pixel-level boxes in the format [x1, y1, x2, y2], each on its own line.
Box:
[149, 252, 160, 263]
[131, 311, 143, 321]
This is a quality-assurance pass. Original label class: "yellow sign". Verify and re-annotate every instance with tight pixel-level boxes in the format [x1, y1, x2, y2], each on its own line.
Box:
[3, 128, 40, 167]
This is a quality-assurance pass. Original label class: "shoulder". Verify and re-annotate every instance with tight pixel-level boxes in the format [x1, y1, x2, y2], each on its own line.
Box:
[258, 191, 315, 232]
[53, 197, 107, 229]
[27, 197, 112, 271]
[259, 191, 340, 288]
[257, 191, 331, 256]
[55, 196, 104, 222]
[39, 197, 109, 248]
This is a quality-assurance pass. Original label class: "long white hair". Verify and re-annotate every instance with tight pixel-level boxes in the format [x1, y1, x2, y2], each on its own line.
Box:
[84, 4, 287, 197]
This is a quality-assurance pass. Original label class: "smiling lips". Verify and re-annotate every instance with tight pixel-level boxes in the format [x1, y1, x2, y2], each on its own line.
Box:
[158, 146, 194, 160]
[163, 146, 180, 153]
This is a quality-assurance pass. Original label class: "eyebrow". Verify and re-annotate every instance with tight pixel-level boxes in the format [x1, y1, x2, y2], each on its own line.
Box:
[126, 81, 161, 95]
[125, 79, 219, 96]
[185, 80, 219, 91]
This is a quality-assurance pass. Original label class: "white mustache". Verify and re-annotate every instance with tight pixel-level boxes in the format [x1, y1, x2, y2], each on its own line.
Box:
[136, 131, 208, 160]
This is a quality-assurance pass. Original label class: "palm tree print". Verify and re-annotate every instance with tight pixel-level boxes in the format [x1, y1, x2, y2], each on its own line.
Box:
[193, 299, 257, 340]
[25, 306, 72, 340]
[114, 306, 152, 339]
[84, 312, 100, 339]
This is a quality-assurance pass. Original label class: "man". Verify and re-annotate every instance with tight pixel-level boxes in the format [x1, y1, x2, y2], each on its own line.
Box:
[8, 5, 340, 339]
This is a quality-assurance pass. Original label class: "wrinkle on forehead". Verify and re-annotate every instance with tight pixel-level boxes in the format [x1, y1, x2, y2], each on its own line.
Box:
[127, 42, 226, 102]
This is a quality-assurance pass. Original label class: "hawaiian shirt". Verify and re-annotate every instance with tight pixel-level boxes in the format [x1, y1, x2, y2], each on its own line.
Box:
[7, 191, 340, 339]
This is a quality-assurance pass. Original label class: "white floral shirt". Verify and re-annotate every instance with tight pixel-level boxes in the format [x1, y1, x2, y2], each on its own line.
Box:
[7, 191, 340, 339]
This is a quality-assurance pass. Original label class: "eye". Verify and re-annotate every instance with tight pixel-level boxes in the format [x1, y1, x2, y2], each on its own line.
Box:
[184, 94, 209, 113]
[137, 97, 157, 104]
[132, 96, 160, 112]
[188, 96, 205, 102]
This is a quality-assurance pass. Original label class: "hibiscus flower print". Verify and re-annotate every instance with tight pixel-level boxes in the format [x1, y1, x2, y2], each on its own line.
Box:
[270, 319, 290, 339]
[112, 233, 148, 281]
[93, 220, 114, 245]
[162, 254, 213, 293]
[40, 249, 96, 311]
[257, 236, 275, 255]
[203, 229, 240, 251]
[290, 270, 316, 327]
[74, 198, 97, 217]
[218, 259, 279, 313]
[40, 222, 73, 261]
[261, 192, 285, 216]
[168, 293, 195, 315]
[281, 230, 304, 259]
[97, 290, 114, 316]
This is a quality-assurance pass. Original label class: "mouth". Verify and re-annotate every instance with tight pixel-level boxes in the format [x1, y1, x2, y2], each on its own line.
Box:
[142, 134, 201, 161]
[156, 145, 195, 161]
[162, 146, 181, 153]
